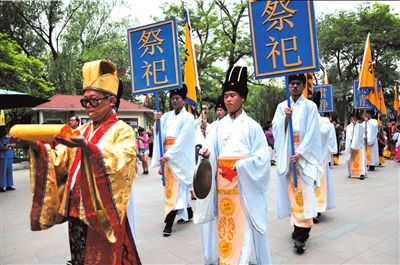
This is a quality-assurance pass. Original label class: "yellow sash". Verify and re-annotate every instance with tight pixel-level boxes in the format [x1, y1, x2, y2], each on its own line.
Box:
[315, 160, 327, 213]
[366, 145, 373, 165]
[217, 156, 246, 265]
[350, 146, 364, 178]
[164, 137, 179, 217]
[288, 133, 313, 228]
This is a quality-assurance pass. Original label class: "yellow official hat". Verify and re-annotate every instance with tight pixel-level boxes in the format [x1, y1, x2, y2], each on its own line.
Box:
[82, 60, 119, 96]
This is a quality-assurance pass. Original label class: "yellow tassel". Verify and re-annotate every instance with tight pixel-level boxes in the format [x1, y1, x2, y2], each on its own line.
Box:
[0, 110, 5, 126]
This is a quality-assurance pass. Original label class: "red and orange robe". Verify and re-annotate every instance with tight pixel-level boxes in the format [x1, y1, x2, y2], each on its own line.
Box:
[29, 113, 141, 265]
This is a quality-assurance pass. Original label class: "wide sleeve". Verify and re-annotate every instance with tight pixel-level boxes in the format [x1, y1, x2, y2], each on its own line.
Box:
[151, 113, 168, 168]
[272, 102, 290, 177]
[236, 121, 271, 234]
[29, 142, 70, 230]
[164, 114, 196, 186]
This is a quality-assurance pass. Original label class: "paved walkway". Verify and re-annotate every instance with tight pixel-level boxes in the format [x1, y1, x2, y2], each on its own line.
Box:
[1, 158, 399, 264]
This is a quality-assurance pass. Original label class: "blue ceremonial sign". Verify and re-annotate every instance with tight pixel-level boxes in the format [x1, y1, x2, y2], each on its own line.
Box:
[313, 85, 334, 112]
[248, 0, 320, 79]
[353, 79, 377, 109]
[128, 19, 182, 95]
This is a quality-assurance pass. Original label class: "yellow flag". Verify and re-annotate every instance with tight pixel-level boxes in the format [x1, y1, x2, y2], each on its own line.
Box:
[0, 110, 5, 126]
[302, 73, 313, 99]
[183, 9, 199, 111]
[324, 70, 329, 85]
[377, 82, 387, 115]
[394, 82, 400, 115]
[358, 33, 379, 110]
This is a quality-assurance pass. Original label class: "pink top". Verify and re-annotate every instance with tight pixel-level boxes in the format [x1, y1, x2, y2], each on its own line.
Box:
[137, 133, 149, 149]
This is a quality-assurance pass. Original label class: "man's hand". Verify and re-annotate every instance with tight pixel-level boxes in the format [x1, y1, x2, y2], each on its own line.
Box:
[200, 148, 210, 159]
[153, 112, 162, 121]
[159, 155, 169, 165]
[290, 152, 300, 163]
[55, 135, 88, 152]
[284, 107, 293, 118]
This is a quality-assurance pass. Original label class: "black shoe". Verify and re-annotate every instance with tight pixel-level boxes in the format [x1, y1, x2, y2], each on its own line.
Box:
[0, 188, 5, 192]
[143, 171, 148, 175]
[313, 217, 320, 224]
[177, 218, 189, 224]
[293, 240, 306, 254]
[6, 186, 15, 191]
[163, 226, 172, 237]
[360, 175, 365, 180]
[191, 196, 197, 200]
[66, 260, 72, 265]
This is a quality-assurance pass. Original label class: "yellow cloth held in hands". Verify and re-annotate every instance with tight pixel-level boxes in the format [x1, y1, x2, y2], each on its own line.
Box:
[9, 124, 79, 142]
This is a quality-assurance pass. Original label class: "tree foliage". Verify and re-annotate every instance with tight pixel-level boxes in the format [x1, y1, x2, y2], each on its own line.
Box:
[0, 33, 54, 96]
[317, 2, 400, 122]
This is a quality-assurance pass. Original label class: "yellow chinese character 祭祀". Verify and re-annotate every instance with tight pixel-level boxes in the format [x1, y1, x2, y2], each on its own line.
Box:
[262, 0, 297, 32]
[138, 29, 165, 57]
[141, 60, 169, 87]
[266, 35, 302, 69]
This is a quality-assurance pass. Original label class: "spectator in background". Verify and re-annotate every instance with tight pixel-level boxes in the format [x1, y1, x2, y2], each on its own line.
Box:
[0, 126, 16, 192]
[265, 122, 275, 165]
[68, 116, 80, 129]
[137, 126, 149, 174]
[148, 127, 154, 158]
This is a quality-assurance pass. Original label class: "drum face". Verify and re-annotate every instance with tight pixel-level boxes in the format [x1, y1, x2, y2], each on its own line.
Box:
[193, 159, 212, 199]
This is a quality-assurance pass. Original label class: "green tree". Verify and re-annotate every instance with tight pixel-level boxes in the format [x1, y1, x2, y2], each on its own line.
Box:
[159, 0, 252, 111]
[0, 0, 134, 97]
[0, 33, 54, 96]
[0, 33, 54, 124]
[317, 2, 400, 122]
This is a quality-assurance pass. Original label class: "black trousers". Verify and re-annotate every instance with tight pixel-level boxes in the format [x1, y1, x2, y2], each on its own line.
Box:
[164, 207, 193, 228]
[68, 217, 88, 265]
[292, 225, 311, 243]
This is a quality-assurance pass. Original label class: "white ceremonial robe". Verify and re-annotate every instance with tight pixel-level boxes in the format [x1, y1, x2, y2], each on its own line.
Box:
[326, 122, 337, 209]
[363, 119, 379, 167]
[319, 116, 337, 211]
[206, 110, 272, 265]
[198, 118, 219, 265]
[152, 108, 196, 219]
[345, 122, 367, 178]
[272, 95, 323, 220]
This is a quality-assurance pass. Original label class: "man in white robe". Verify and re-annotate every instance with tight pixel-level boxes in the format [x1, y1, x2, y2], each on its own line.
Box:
[202, 66, 272, 264]
[272, 74, 323, 253]
[152, 84, 196, 236]
[362, 110, 379, 171]
[197, 95, 227, 265]
[344, 114, 367, 179]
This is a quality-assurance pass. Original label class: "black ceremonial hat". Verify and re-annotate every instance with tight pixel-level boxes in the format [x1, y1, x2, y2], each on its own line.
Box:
[170, 83, 187, 100]
[288, 74, 307, 85]
[222, 66, 248, 99]
[215, 95, 227, 111]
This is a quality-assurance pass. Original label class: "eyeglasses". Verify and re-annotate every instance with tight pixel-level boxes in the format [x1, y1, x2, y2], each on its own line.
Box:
[80, 97, 109, 108]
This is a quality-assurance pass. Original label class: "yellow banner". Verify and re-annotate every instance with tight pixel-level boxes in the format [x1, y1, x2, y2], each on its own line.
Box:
[183, 10, 198, 108]
[394, 82, 400, 115]
[302, 73, 313, 99]
[378, 85, 387, 115]
[0, 110, 5, 126]
[359, 33, 380, 110]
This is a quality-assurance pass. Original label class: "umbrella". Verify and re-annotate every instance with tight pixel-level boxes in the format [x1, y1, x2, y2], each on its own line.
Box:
[0, 89, 49, 109]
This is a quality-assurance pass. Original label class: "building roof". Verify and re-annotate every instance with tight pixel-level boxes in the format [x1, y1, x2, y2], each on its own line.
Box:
[32, 94, 154, 112]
